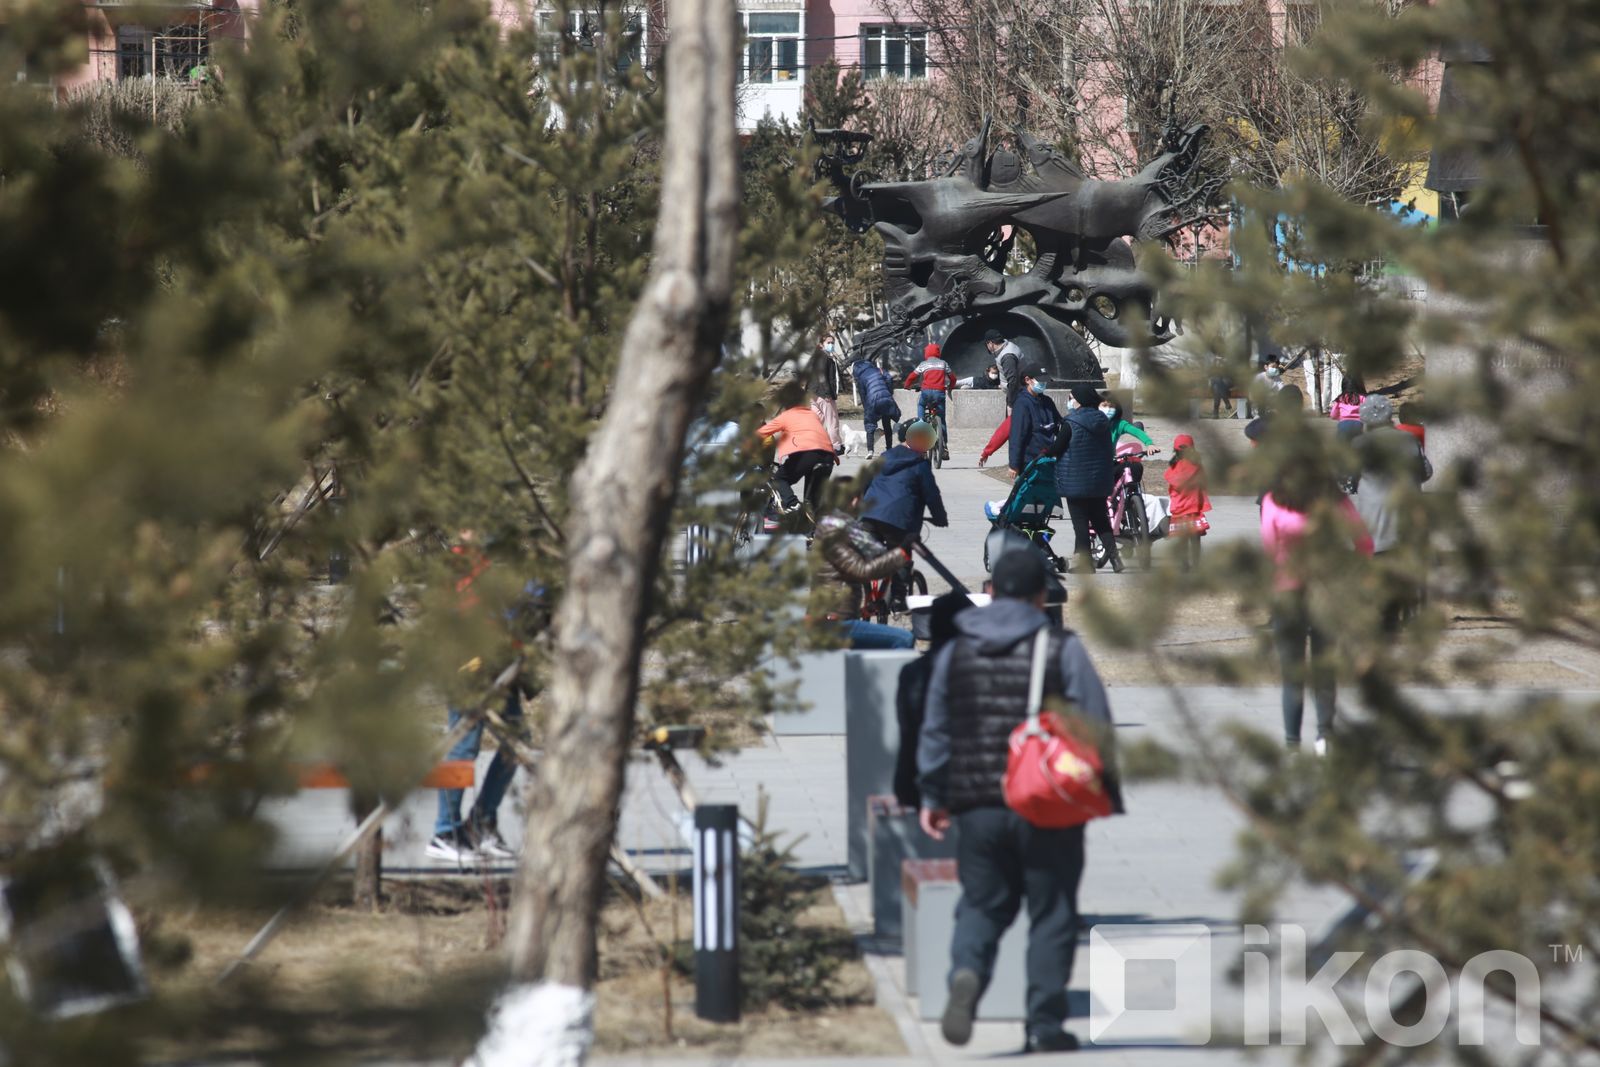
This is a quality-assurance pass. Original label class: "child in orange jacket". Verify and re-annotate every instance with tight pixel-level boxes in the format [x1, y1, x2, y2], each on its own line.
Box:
[1163, 433, 1212, 571]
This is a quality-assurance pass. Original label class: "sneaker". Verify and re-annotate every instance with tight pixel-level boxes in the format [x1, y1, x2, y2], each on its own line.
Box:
[1025, 1028, 1081, 1053]
[778, 496, 803, 515]
[1110, 555, 1126, 574]
[474, 825, 515, 860]
[1313, 737, 1328, 758]
[941, 968, 981, 1046]
[425, 832, 475, 864]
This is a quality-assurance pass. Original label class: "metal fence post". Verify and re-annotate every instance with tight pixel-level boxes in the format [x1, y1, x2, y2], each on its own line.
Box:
[693, 804, 739, 1022]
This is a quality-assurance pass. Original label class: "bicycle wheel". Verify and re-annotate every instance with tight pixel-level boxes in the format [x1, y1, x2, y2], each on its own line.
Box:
[1124, 491, 1151, 569]
[931, 415, 943, 469]
[910, 568, 929, 598]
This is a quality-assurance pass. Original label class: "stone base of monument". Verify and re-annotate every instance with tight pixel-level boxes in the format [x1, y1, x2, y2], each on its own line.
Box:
[903, 858, 1029, 1019]
[868, 796, 958, 941]
[844, 650, 920, 880]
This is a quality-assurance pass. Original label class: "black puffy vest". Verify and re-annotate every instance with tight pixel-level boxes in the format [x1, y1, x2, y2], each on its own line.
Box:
[944, 628, 1068, 814]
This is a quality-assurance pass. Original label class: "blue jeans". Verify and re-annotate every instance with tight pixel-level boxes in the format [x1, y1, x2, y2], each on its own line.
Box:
[918, 391, 948, 451]
[435, 689, 522, 837]
[836, 619, 915, 650]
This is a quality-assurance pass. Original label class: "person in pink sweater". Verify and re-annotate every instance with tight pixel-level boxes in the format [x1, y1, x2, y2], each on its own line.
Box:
[1329, 374, 1366, 441]
[1259, 485, 1374, 755]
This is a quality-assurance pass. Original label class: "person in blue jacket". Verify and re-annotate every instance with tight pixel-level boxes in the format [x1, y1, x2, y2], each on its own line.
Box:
[1047, 386, 1122, 572]
[861, 421, 949, 546]
[1006, 365, 1062, 476]
[852, 356, 902, 455]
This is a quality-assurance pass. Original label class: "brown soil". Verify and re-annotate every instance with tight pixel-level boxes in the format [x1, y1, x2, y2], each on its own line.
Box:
[145, 880, 903, 1062]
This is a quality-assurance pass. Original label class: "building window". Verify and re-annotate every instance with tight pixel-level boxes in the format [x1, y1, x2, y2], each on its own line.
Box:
[860, 25, 927, 80]
[742, 12, 800, 84]
[116, 24, 208, 80]
[537, 9, 647, 72]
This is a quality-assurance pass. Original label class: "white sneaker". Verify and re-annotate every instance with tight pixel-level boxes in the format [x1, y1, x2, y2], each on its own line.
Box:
[475, 826, 515, 860]
[1313, 737, 1328, 758]
[425, 833, 475, 864]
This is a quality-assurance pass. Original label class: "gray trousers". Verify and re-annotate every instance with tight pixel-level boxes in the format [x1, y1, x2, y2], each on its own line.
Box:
[950, 807, 1085, 1037]
[1272, 592, 1336, 744]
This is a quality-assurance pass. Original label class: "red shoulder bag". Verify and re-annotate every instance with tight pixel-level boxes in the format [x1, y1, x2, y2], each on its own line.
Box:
[1002, 630, 1114, 828]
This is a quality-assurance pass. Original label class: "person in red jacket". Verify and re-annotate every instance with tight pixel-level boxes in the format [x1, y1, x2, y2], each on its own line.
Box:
[1163, 434, 1212, 572]
[905, 342, 955, 461]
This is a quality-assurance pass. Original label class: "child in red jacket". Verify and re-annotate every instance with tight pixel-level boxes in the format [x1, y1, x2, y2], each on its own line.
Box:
[1164, 433, 1212, 571]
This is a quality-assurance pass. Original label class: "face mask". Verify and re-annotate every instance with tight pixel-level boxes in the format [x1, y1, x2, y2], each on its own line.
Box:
[1100, 406, 1116, 418]
[824, 342, 835, 354]
[1030, 380, 1046, 395]
[1267, 366, 1282, 379]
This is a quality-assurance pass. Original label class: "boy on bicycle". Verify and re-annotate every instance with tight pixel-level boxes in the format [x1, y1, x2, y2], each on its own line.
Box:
[904, 343, 955, 462]
[860, 421, 948, 610]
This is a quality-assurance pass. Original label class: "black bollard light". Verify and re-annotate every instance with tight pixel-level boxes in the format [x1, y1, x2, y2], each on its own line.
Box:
[693, 804, 740, 1022]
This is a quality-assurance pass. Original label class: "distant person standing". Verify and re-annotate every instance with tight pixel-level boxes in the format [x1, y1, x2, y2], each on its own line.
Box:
[1260, 478, 1374, 754]
[430, 531, 521, 864]
[1246, 356, 1285, 419]
[1329, 373, 1367, 441]
[1047, 386, 1122, 572]
[810, 337, 845, 453]
[1164, 433, 1212, 571]
[852, 356, 902, 455]
[1351, 395, 1432, 629]
[984, 329, 1024, 411]
[917, 549, 1123, 1053]
[1209, 353, 1236, 419]
[1006, 365, 1061, 475]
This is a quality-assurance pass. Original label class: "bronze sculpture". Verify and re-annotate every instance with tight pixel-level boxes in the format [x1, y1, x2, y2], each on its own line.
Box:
[815, 117, 1222, 381]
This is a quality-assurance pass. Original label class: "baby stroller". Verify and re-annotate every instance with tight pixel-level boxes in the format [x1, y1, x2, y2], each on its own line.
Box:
[983, 456, 1067, 572]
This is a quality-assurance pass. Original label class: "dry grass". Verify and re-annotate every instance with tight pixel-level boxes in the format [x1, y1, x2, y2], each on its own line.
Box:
[143, 879, 903, 1062]
[592, 888, 904, 1058]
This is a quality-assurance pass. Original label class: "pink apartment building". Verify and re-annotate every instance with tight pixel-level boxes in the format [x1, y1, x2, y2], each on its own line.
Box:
[54, 0, 1437, 226]
[54, 0, 257, 95]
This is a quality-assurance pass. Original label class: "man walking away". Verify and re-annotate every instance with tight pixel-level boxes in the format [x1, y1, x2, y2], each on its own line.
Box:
[917, 549, 1124, 1053]
[811, 336, 845, 452]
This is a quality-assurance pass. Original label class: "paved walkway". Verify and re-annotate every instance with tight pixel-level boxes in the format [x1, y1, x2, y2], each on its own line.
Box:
[251, 428, 1595, 1064]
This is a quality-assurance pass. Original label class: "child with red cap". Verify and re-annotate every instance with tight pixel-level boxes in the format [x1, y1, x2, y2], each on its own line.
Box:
[904, 342, 954, 461]
[1163, 433, 1212, 571]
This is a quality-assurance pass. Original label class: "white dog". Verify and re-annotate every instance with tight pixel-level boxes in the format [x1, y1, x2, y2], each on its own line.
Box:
[839, 425, 869, 457]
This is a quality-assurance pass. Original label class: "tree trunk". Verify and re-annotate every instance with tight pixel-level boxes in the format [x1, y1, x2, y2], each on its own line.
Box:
[467, 0, 739, 1060]
[351, 795, 382, 911]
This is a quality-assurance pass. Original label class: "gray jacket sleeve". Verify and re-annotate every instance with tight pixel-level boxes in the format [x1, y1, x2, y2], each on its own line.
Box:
[916, 643, 958, 809]
[1059, 634, 1126, 813]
